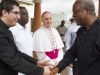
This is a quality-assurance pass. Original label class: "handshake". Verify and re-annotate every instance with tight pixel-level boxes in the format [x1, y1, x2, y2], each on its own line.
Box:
[43, 66, 59, 75]
[37, 60, 60, 75]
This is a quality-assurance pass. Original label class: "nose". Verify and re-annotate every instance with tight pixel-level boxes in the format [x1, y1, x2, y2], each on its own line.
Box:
[18, 14, 20, 19]
[27, 15, 29, 19]
[72, 13, 75, 18]
[27, 14, 29, 18]
[48, 19, 51, 22]
[72, 12, 76, 18]
[25, 13, 29, 18]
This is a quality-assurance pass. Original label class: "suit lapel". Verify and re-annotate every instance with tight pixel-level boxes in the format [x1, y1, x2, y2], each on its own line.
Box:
[0, 20, 19, 51]
[1, 27, 14, 42]
[0, 27, 19, 51]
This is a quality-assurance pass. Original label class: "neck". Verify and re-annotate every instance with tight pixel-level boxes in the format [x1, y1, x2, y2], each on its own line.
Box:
[61, 24, 64, 27]
[43, 25, 51, 28]
[85, 16, 97, 30]
[1, 17, 10, 27]
[18, 22, 25, 28]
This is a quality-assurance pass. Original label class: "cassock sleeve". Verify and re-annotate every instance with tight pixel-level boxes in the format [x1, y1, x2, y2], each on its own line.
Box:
[36, 52, 55, 65]
[55, 48, 63, 62]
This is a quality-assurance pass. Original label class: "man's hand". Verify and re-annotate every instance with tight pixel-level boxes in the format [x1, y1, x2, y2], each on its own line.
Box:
[50, 67, 59, 75]
[60, 33, 64, 36]
[37, 60, 53, 67]
[43, 66, 51, 75]
[69, 63, 73, 68]
[54, 62, 59, 67]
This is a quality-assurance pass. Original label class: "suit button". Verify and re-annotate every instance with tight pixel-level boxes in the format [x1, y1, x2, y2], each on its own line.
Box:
[84, 32, 86, 34]
[81, 40, 83, 42]
[80, 49, 82, 51]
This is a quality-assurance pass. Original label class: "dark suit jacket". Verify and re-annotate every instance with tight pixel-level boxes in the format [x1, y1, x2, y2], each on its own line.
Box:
[0, 20, 44, 75]
[57, 19, 100, 75]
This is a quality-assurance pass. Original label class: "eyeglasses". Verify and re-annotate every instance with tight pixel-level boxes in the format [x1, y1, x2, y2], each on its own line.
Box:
[9, 11, 20, 15]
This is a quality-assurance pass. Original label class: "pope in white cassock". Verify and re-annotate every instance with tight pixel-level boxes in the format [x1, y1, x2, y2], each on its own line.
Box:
[32, 11, 64, 75]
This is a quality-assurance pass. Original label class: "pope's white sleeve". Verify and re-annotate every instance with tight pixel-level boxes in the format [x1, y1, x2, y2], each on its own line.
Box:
[56, 48, 64, 62]
[36, 52, 55, 65]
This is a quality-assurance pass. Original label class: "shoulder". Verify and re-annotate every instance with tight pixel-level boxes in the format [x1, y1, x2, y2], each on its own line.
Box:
[67, 23, 74, 30]
[77, 26, 84, 35]
[64, 26, 67, 29]
[0, 27, 4, 34]
[95, 19, 100, 27]
[0, 27, 7, 38]
[51, 27, 60, 35]
[33, 26, 43, 35]
[9, 26, 18, 32]
[57, 25, 60, 28]
[9, 26, 18, 35]
[52, 27, 58, 31]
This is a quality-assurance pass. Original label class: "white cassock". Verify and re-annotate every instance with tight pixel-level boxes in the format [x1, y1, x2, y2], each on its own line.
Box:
[32, 25, 64, 75]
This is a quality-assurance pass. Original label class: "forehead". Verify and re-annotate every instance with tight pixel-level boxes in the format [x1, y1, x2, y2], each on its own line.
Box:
[42, 13, 52, 18]
[20, 8, 28, 13]
[73, 1, 82, 10]
[12, 5, 19, 10]
[62, 20, 65, 22]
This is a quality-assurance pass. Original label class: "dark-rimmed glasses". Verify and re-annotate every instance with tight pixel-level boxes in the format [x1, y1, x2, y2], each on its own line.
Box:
[9, 11, 20, 15]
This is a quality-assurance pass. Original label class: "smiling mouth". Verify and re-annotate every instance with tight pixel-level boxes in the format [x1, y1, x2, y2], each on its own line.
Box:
[75, 19, 78, 21]
[14, 20, 18, 23]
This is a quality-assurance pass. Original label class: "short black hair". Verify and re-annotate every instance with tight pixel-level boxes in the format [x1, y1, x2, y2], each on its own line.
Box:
[19, 6, 26, 13]
[19, 6, 26, 9]
[0, 0, 19, 17]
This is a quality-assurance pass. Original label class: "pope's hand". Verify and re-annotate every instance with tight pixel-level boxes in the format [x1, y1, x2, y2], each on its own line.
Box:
[37, 60, 54, 67]
[50, 67, 59, 75]
[43, 66, 51, 75]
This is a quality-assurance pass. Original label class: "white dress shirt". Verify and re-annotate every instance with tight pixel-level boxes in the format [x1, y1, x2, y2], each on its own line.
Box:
[64, 22, 80, 50]
[10, 23, 33, 75]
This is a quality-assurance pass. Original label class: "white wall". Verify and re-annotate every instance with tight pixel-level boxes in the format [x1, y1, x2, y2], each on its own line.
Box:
[20, 0, 98, 30]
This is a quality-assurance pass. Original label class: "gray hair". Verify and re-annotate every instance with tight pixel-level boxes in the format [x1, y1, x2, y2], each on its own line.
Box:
[76, 0, 96, 15]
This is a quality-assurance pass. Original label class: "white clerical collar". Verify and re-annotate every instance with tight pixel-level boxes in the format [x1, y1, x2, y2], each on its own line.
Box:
[42, 25, 51, 30]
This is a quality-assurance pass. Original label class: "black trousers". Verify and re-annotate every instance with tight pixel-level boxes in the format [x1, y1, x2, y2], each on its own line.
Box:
[73, 61, 78, 75]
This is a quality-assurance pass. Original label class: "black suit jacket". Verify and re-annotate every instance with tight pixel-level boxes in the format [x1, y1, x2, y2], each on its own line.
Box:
[0, 20, 44, 75]
[57, 19, 100, 75]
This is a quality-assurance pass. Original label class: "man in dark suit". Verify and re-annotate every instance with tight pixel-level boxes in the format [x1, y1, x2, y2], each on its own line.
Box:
[51, 0, 100, 75]
[0, 0, 51, 75]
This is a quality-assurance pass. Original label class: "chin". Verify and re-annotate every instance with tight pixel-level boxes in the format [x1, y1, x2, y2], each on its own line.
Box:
[76, 22, 80, 25]
[12, 24, 16, 27]
[45, 25, 50, 28]
[46, 26, 50, 28]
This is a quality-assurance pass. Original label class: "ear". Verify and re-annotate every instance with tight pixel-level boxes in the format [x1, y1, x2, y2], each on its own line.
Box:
[86, 8, 91, 15]
[41, 17, 43, 21]
[2, 10, 8, 17]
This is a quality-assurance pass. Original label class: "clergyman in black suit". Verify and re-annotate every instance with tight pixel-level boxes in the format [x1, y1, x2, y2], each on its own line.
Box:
[0, 0, 51, 75]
